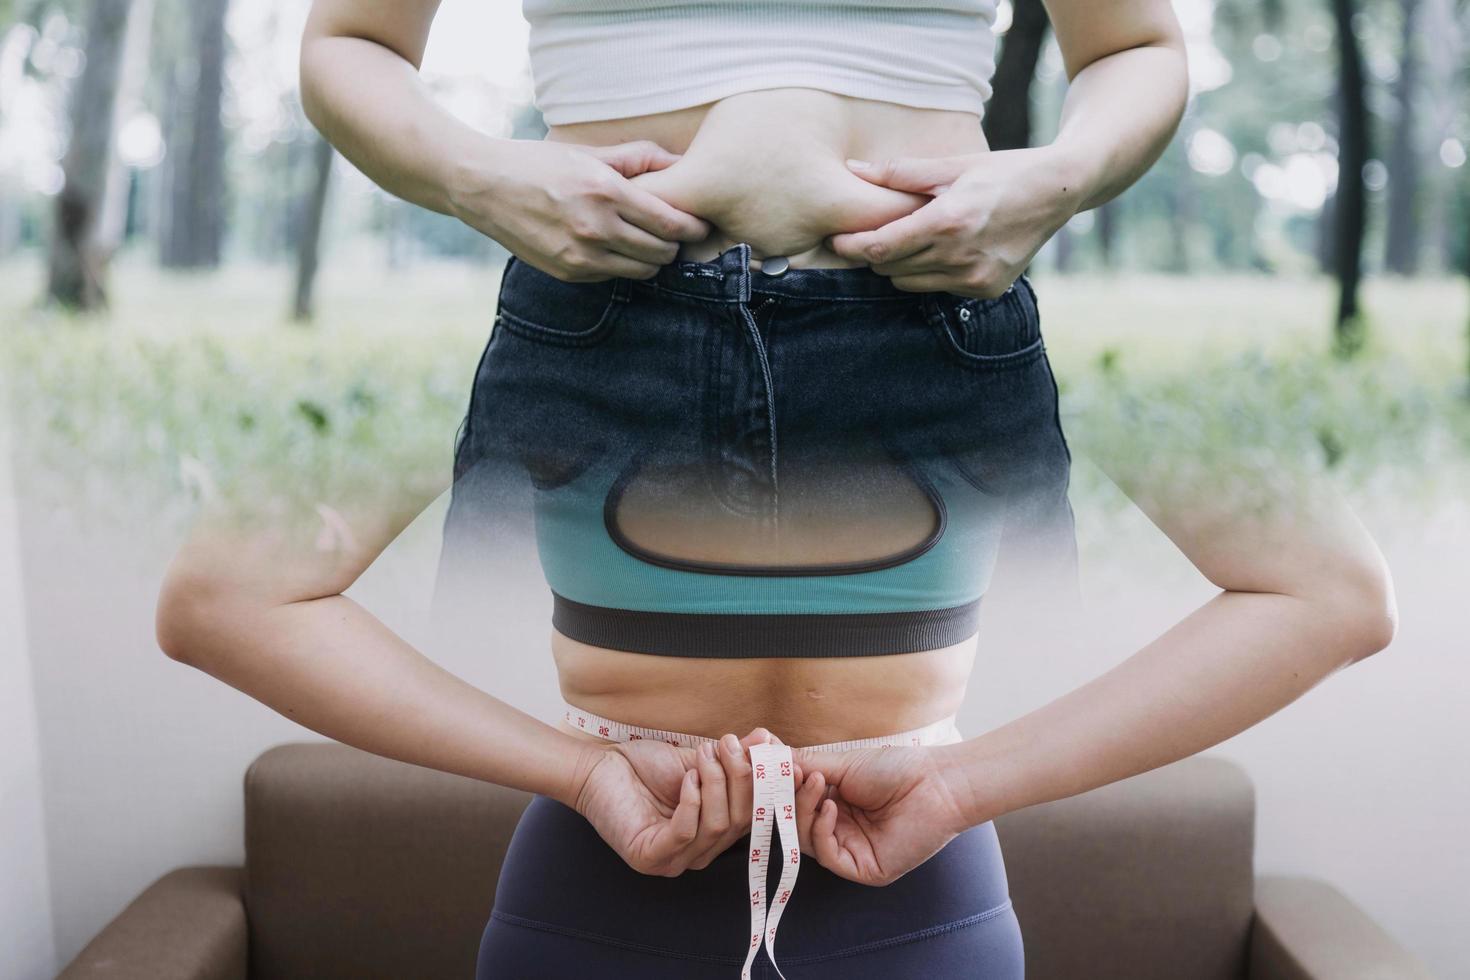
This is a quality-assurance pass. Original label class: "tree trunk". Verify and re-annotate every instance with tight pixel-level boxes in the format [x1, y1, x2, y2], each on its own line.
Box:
[1052, 225, 1073, 273]
[1384, 0, 1421, 275]
[983, 0, 1049, 151]
[1461, 176, 1470, 392]
[95, 0, 153, 257]
[1166, 164, 1194, 274]
[292, 136, 335, 322]
[1421, 0, 1460, 274]
[45, 0, 134, 310]
[159, 0, 229, 269]
[1096, 199, 1119, 268]
[1331, 0, 1369, 347]
[1316, 189, 1336, 271]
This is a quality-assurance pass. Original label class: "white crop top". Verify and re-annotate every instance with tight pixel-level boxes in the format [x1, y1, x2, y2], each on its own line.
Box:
[521, 0, 1000, 126]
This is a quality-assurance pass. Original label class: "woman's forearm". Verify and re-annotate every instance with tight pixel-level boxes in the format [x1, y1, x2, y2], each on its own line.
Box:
[159, 579, 606, 809]
[299, 31, 505, 217]
[1046, 41, 1189, 214]
[938, 584, 1395, 827]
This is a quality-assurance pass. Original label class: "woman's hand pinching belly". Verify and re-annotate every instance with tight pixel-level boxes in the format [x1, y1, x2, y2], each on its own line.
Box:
[574, 728, 794, 876]
[628, 140, 931, 260]
[787, 744, 972, 887]
[451, 138, 712, 282]
[827, 146, 1084, 297]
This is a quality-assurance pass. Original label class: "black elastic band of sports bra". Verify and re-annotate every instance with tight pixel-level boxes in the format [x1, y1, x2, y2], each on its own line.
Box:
[550, 593, 983, 658]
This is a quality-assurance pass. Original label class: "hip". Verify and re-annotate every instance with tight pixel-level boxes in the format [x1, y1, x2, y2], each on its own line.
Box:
[477, 792, 1021, 979]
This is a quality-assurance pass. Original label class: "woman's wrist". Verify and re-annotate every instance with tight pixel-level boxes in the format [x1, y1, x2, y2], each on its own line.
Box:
[931, 736, 1019, 830]
[549, 732, 616, 812]
[441, 133, 518, 232]
[1034, 140, 1098, 221]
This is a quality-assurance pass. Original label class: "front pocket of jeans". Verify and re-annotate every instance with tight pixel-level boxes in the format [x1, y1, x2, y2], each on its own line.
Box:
[926, 281, 1044, 370]
[495, 255, 626, 347]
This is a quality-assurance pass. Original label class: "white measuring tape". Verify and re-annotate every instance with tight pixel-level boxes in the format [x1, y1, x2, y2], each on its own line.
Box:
[563, 702, 962, 979]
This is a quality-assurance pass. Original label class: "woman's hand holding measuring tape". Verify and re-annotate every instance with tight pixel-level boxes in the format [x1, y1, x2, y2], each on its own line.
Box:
[788, 744, 973, 886]
[574, 727, 804, 876]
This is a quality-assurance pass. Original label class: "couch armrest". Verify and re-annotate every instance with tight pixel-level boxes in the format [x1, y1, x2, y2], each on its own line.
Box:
[1248, 873, 1436, 980]
[57, 866, 248, 980]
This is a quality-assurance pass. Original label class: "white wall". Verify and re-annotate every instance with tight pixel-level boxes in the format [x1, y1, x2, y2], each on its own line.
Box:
[0, 389, 58, 980]
[16, 456, 1467, 978]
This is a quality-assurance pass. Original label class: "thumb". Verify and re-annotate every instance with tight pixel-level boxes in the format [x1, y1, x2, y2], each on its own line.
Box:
[845, 155, 968, 194]
[585, 139, 681, 178]
[790, 746, 857, 783]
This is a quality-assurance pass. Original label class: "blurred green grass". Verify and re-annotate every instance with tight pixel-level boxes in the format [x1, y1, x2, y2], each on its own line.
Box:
[3, 253, 1467, 548]
[1041, 273, 1470, 526]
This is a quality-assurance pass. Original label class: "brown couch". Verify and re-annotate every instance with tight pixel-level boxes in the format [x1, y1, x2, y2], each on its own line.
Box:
[57, 742, 1435, 979]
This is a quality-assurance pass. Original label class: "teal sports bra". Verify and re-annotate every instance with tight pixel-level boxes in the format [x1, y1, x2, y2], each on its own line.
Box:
[533, 447, 1003, 658]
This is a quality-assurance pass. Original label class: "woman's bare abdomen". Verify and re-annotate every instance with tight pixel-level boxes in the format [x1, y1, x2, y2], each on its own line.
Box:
[546, 87, 991, 269]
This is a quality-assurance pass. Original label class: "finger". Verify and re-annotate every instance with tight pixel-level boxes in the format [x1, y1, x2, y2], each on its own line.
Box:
[740, 728, 774, 747]
[794, 768, 826, 856]
[790, 746, 851, 786]
[575, 247, 664, 282]
[888, 267, 969, 292]
[689, 741, 732, 861]
[827, 206, 943, 267]
[690, 731, 768, 869]
[615, 185, 713, 244]
[584, 139, 683, 178]
[845, 155, 969, 194]
[811, 797, 858, 880]
[603, 219, 683, 267]
[652, 766, 702, 873]
[862, 242, 946, 278]
[715, 732, 753, 832]
[886, 271, 977, 294]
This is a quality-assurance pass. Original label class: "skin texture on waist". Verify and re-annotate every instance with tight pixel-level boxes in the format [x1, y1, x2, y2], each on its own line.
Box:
[553, 627, 979, 746]
[546, 87, 992, 268]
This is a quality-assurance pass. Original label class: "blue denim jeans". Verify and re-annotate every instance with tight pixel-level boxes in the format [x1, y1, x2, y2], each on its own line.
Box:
[435, 241, 1079, 615]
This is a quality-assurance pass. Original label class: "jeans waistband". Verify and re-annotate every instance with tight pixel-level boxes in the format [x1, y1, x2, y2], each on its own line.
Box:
[631, 241, 923, 304]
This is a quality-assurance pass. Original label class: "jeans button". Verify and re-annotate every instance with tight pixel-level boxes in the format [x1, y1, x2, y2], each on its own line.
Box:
[760, 255, 789, 276]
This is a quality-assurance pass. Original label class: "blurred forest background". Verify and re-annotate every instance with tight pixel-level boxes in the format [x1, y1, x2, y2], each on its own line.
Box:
[1, 0, 1469, 522]
[0, 0, 1466, 317]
